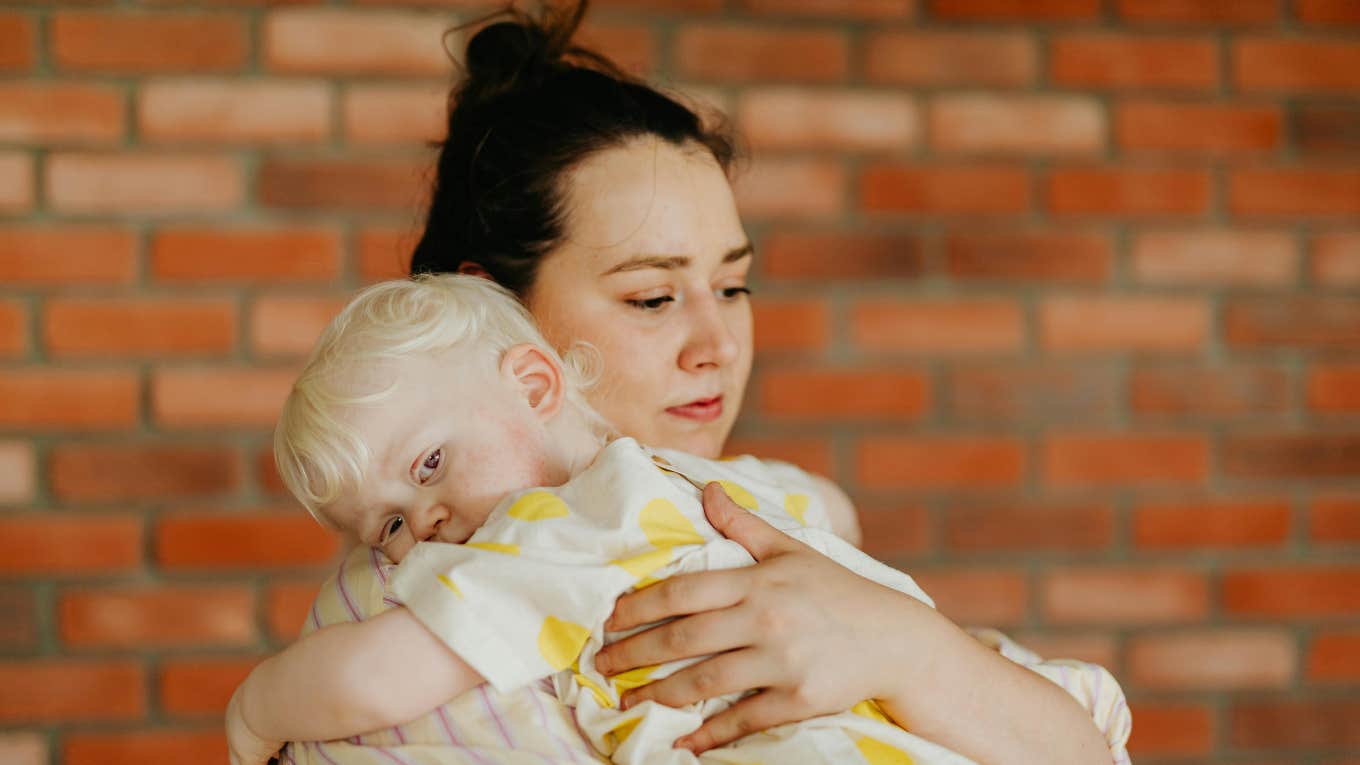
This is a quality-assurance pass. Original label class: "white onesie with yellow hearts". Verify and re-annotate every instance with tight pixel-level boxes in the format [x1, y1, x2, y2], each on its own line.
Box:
[390, 436, 979, 765]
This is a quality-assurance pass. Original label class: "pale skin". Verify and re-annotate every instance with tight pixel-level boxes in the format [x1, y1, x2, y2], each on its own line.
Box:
[232, 137, 1114, 764]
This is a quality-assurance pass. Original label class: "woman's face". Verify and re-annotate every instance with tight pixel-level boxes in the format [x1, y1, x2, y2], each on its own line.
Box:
[526, 137, 753, 459]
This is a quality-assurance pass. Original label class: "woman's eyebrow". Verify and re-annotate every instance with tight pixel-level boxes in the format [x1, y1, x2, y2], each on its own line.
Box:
[599, 242, 753, 276]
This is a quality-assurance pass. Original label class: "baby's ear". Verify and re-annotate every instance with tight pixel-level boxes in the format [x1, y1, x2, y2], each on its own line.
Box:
[500, 343, 565, 420]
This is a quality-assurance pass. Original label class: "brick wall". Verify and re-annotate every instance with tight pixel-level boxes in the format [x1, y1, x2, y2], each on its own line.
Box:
[1, 1, 1358, 763]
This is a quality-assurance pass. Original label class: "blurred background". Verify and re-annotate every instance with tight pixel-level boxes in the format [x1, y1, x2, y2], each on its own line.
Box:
[2, 0, 1358, 763]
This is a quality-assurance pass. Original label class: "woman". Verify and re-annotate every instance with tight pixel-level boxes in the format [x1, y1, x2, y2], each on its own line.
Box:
[289, 3, 1127, 763]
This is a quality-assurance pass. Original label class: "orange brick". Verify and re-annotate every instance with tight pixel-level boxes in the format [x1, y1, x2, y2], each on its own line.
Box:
[1048, 167, 1211, 217]
[0, 732, 44, 765]
[152, 367, 295, 428]
[855, 502, 929, 559]
[258, 157, 431, 211]
[721, 436, 833, 478]
[357, 225, 417, 282]
[577, 21, 656, 76]
[930, 95, 1104, 156]
[59, 585, 255, 647]
[50, 444, 240, 502]
[912, 569, 1028, 625]
[947, 364, 1119, 423]
[64, 730, 227, 765]
[1298, 106, 1360, 156]
[0, 151, 34, 212]
[930, 0, 1098, 20]
[943, 502, 1113, 552]
[946, 230, 1112, 283]
[1225, 298, 1360, 349]
[1299, 0, 1360, 24]
[856, 436, 1024, 489]
[762, 231, 926, 281]
[1313, 496, 1360, 543]
[1230, 168, 1360, 218]
[853, 298, 1023, 354]
[1313, 233, 1360, 285]
[151, 226, 340, 282]
[0, 660, 144, 722]
[1044, 433, 1208, 487]
[1235, 38, 1360, 93]
[1231, 700, 1360, 750]
[1308, 363, 1360, 412]
[0, 441, 35, 504]
[0, 370, 139, 430]
[0, 226, 137, 285]
[0, 14, 34, 71]
[738, 89, 918, 152]
[1006, 633, 1116, 668]
[46, 152, 242, 213]
[1117, 102, 1283, 155]
[1044, 567, 1208, 623]
[256, 446, 287, 497]
[861, 164, 1030, 216]
[1223, 433, 1360, 479]
[343, 84, 445, 145]
[52, 11, 246, 73]
[1308, 629, 1360, 681]
[160, 657, 258, 716]
[139, 79, 330, 144]
[156, 511, 339, 569]
[1117, 0, 1278, 24]
[1051, 35, 1218, 90]
[1134, 498, 1291, 549]
[1131, 365, 1291, 419]
[595, 0, 724, 10]
[743, 0, 914, 17]
[675, 25, 848, 83]
[733, 157, 845, 219]
[757, 367, 929, 420]
[0, 83, 123, 144]
[44, 297, 236, 358]
[1041, 296, 1209, 353]
[1132, 230, 1296, 285]
[264, 9, 453, 76]
[752, 297, 830, 353]
[266, 579, 323, 640]
[0, 514, 142, 575]
[1128, 703, 1213, 756]
[1129, 629, 1294, 689]
[1224, 567, 1360, 616]
[865, 31, 1036, 88]
[0, 301, 24, 357]
[250, 296, 347, 357]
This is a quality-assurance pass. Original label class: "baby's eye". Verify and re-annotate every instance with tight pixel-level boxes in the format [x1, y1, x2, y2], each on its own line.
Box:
[718, 286, 751, 301]
[625, 295, 674, 312]
[416, 448, 442, 483]
[379, 515, 404, 544]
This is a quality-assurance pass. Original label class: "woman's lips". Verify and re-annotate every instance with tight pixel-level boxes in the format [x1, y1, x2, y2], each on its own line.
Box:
[666, 396, 723, 423]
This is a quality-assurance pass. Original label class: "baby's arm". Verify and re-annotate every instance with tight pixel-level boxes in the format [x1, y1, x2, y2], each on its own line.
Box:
[227, 606, 483, 763]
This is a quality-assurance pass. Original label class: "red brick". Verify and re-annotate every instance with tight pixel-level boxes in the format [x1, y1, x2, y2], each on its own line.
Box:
[257, 446, 288, 497]
[594, 0, 724, 11]
[0, 370, 139, 430]
[752, 298, 830, 353]
[1048, 167, 1212, 217]
[1132, 230, 1296, 285]
[1131, 364, 1291, 419]
[1007, 633, 1116, 668]
[0, 660, 144, 722]
[0, 15, 34, 71]
[758, 367, 929, 420]
[944, 502, 1113, 552]
[1117, 102, 1283, 155]
[258, 157, 431, 211]
[1224, 433, 1360, 480]
[1224, 567, 1360, 616]
[52, 12, 246, 73]
[249, 296, 346, 357]
[1313, 496, 1360, 543]
[1044, 433, 1208, 487]
[64, 730, 227, 765]
[0, 515, 141, 575]
[1298, 106, 1360, 156]
[46, 152, 242, 213]
[946, 230, 1112, 283]
[0, 83, 123, 144]
[267, 579, 322, 640]
[0, 732, 44, 765]
[577, 21, 656, 76]
[140, 80, 329, 144]
[1044, 567, 1208, 624]
[930, 0, 1098, 20]
[1235, 39, 1360, 93]
[1041, 296, 1209, 353]
[1231, 699, 1360, 750]
[734, 158, 845, 220]
[160, 657, 258, 716]
[0, 441, 35, 504]
[762, 231, 926, 281]
[1134, 498, 1291, 549]
[44, 297, 236, 358]
[357, 225, 417, 282]
[948, 364, 1119, 423]
[1128, 703, 1214, 756]
[1130, 629, 1294, 690]
[0, 226, 137, 285]
[912, 569, 1027, 626]
[1051, 35, 1219, 91]
[738, 89, 918, 152]
[855, 502, 929, 559]
[0, 301, 24, 357]
[1308, 363, 1360, 412]
[862, 164, 1030, 216]
[151, 226, 340, 282]
[59, 585, 255, 648]
[723, 436, 834, 479]
[742, 0, 914, 17]
[1231, 168, 1360, 218]
[856, 436, 1024, 489]
[1313, 233, 1360, 285]
[852, 299, 1023, 354]
[50, 444, 239, 502]
[675, 26, 848, 83]
[156, 511, 339, 569]
[931, 95, 1103, 156]
[1225, 298, 1360, 349]
[343, 84, 445, 145]
[865, 31, 1036, 88]
[0, 152, 34, 212]
[0, 588, 36, 649]
[1309, 629, 1360, 681]
[264, 9, 452, 76]
[1299, 0, 1360, 24]
[152, 367, 295, 428]
[1118, 0, 1278, 23]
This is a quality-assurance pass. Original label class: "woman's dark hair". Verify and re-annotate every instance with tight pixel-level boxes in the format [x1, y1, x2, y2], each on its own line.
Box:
[409, 0, 737, 296]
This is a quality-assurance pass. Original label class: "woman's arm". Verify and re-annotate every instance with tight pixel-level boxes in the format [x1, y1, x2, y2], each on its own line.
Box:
[595, 483, 1113, 765]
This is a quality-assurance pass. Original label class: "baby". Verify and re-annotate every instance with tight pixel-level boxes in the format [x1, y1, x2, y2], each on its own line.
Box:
[226, 275, 1071, 765]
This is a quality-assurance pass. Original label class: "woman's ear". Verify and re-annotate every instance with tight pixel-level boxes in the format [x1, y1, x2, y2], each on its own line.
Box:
[500, 344, 565, 421]
[457, 261, 490, 278]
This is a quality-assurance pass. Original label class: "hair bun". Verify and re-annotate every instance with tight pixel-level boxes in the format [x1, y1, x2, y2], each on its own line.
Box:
[465, 20, 553, 87]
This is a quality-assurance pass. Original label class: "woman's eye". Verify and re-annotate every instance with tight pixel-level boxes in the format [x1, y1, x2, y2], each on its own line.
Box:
[380, 515, 404, 544]
[719, 286, 751, 301]
[625, 295, 674, 312]
[416, 448, 442, 483]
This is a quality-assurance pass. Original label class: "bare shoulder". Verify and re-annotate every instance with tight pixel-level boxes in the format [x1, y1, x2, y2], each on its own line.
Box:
[809, 473, 861, 548]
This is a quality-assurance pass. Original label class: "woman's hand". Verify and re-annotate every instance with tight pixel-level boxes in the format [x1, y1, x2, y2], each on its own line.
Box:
[226, 683, 282, 765]
[594, 482, 923, 753]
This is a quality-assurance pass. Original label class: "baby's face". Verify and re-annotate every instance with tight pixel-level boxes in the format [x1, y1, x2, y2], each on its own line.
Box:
[323, 351, 557, 563]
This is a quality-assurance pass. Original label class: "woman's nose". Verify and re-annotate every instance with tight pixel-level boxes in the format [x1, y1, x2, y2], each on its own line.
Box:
[678, 292, 740, 371]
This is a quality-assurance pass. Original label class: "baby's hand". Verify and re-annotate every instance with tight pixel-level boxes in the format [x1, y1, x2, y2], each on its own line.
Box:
[226, 683, 283, 765]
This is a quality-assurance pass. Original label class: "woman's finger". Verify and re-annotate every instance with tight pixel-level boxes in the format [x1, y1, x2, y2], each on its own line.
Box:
[598, 599, 752, 676]
[605, 564, 750, 633]
[675, 689, 803, 754]
[702, 481, 805, 562]
[619, 646, 769, 711]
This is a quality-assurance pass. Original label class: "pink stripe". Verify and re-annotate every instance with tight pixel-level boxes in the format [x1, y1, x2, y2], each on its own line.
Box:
[373, 747, 415, 765]
[369, 546, 390, 585]
[529, 687, 583, 763]
[306, 599, 321, 633]
[477, 685, 515, 748]
[436, 706, 463, 745]
[334, 562, 362, 622]
[310, 741, 343, 765]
